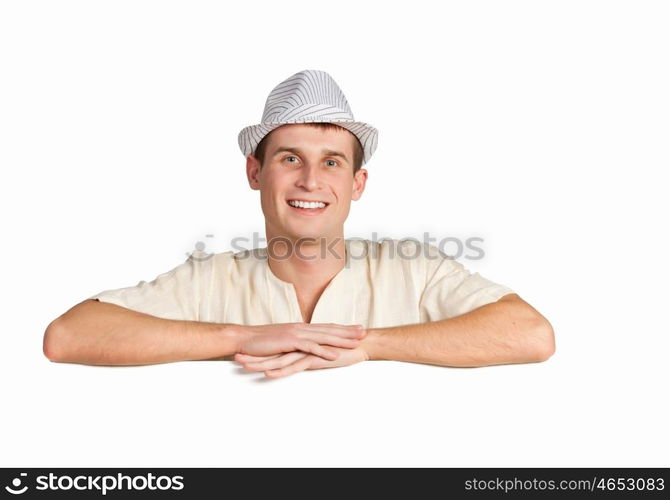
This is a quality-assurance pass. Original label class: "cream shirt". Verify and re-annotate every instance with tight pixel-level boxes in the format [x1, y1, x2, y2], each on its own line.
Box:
[87, 238, 516, 328]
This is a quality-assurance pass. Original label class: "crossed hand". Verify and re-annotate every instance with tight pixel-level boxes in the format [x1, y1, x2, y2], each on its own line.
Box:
[234, 322, 369, 379]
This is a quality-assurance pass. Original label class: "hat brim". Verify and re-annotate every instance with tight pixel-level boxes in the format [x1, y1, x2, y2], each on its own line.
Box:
[238, 120, 378, 166]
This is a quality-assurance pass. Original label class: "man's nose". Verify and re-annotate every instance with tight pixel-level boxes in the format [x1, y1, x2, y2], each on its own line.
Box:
[296, 162, 322, 189]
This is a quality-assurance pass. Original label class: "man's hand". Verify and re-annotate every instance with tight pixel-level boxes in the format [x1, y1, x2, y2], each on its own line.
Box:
[235, 322, 366, 362]
[235, 330, 370, 378]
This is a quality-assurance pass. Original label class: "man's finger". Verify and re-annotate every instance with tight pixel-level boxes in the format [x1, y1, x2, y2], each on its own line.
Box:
[296, 340, 339, 361]
[264, 355, 315, 379]
[234, 353, 280, 363]
[242, 352, 307, 372]
[301, 333, 362, 349]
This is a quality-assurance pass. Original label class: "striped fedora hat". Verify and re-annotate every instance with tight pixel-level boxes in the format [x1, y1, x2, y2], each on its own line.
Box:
[238, 69, 379, 166]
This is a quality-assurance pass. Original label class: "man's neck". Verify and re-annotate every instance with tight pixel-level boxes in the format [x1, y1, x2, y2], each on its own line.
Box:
[264, 230, 347, 292]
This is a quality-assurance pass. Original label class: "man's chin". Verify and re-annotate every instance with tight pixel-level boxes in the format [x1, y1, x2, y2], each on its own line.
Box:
[287, 232, 326, 243]
[282, 225, 333, 242]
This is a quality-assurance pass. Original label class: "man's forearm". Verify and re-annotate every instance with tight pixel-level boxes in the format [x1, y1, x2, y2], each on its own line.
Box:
[43, 299, 240, 366]
[363, 295, 555, 367]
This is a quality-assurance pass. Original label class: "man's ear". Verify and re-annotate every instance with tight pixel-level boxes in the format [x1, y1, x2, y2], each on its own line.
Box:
[351, 168, 368, 201]
[246, 155, 262, 190]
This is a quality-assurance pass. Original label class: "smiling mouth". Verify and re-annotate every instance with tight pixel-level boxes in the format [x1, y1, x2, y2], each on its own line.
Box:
[286, 199, 330, 214]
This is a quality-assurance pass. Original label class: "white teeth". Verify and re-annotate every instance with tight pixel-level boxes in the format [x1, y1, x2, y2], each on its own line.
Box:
[288, 200, 326, 209]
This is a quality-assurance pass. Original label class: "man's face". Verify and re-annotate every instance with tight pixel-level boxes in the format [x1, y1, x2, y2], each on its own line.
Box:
[246, 124, 368, 243]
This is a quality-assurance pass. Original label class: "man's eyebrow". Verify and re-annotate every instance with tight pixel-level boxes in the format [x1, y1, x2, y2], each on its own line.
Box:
[272, 146, 350, 163]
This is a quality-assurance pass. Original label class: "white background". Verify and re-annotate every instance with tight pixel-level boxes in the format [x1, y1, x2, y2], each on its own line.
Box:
[1, 0, 668, 467]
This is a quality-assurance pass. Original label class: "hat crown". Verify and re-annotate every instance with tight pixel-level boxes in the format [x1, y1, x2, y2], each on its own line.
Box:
[261, 69, 355, 123]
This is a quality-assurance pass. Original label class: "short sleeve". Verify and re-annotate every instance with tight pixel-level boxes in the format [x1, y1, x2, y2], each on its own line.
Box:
[419, 251, 516, 322]
[86, 252, 206, 321]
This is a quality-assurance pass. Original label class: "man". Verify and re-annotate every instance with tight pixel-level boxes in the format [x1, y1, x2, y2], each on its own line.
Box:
[43, 69, 555, 378]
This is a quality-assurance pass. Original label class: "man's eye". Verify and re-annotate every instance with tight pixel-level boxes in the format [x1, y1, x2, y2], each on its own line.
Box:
[284, 156, 298, 163]
[326, 160, 338, 167]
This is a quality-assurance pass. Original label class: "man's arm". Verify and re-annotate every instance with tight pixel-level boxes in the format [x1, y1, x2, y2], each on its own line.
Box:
[364, 293, 555, 367]
[43, 299, 365, 366]
[235, 294, 555, 377]
[43, 299, 241, 366]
